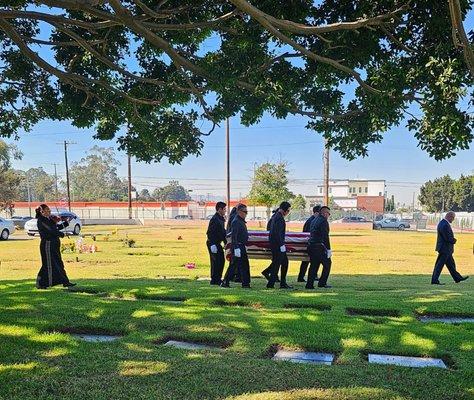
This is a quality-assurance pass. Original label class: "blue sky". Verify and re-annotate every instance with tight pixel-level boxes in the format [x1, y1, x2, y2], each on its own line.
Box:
[6, 7, 474, 205]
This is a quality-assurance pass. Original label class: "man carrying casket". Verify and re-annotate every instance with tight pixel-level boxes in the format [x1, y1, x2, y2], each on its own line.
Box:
[206, 201, 227, 285]
[221, 204, 251, 288]
[267, 201, 292, 289]
[298, 205, 321, 282]
[306, 206, 332, 289]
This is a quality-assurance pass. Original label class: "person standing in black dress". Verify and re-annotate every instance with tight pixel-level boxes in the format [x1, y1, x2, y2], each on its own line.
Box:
[206, 201, 227, 285]
[297, 205, 321, 282]
[35, 204, 76, 289]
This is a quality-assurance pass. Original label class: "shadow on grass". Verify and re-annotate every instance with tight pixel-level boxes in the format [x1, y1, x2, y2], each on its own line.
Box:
[0, 277, 472, 400]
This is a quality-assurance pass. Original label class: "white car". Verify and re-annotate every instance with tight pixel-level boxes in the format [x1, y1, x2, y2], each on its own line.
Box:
[0, 217, 15, 240]
[25, 212, 82, 236]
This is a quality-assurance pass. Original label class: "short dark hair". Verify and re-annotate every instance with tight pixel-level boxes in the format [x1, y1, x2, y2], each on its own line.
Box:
[279, 201, 291, 212]
[215, 201, 226, 211]
[319, 206, 330, 212]
[313, 205, 321, 213]
[237, 203, 247, 211]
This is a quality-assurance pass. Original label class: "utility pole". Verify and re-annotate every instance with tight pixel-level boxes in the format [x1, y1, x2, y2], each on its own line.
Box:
[26, 175, 32, 217]
[128, 152, 132, 219]
[323, 139, 330, 206]
[51, 163, 59, 201]
[58, 141, 75, 212]
[253, 162, 257, 218]
[226, 117, 231, 220]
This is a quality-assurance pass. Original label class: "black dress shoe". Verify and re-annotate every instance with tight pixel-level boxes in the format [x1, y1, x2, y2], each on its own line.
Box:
[275, 278, 281, 283]
[318, 284, 332, 288]
[456, 276, 469, 283]
[279, 284, 293, 289]
[266, 283, 275, 289]
[63, 282, 76, 287]
[297, 278, 306, 283]
[37, 286, 48, 290]
[241, 285, 251, 289]
[220, 282, 230, 288]
[431, 282, 445, 285]
[305, 286, 315, 290]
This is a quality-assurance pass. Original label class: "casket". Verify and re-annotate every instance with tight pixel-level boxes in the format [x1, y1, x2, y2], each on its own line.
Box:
[225, 230, 310, 261]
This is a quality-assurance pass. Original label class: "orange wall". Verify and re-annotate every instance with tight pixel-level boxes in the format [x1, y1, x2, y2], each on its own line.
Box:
[356, 196, 384, 213]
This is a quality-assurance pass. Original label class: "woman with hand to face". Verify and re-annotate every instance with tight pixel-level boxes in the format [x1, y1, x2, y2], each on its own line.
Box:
[35, 204, 76, 289]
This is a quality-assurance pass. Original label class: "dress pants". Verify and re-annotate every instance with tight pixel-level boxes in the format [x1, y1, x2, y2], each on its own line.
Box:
[431, 252, 463, 283]
[298, 261, 310, 281]
[207, 242, 224, 284]
[224, 247, 251, 287]
[268, 247, 288, 286]
[306, 245, 331, 288]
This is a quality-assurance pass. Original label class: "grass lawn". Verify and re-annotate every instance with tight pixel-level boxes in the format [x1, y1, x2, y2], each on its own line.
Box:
[0, 224, 473, 400]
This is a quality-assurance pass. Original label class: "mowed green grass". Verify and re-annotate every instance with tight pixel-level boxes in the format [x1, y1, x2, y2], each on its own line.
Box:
[0, 224, 473, 400]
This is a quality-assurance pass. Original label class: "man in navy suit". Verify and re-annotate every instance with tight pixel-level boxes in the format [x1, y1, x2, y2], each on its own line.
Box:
[431, 211, 469, 285]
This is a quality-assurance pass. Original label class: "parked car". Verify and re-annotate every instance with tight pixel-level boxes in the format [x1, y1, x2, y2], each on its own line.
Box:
[10, 216, 34, 229]
[174, 215, 192, 220]
[24, 212, 82, 236]
[0, 217, 15, 240]
[342, 216, 369, 223]
[373, 218, 410, 230]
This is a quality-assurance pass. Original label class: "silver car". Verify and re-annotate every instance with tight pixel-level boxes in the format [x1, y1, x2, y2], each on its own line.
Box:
[373, 218, 410, 230]
[0, 217, 15, 240]
[24, 212, 82, 236]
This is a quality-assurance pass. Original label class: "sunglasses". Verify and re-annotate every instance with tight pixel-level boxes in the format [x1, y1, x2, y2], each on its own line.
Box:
[240, 210, 248, 214]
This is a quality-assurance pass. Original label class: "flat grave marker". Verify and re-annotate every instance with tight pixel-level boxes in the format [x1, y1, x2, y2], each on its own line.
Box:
[72, 334, 121, 343]
[368, 354, 447, 369]
[164, 340, 221, 351]
[419, 316, 474, 324]
[272, 350, 334, 365]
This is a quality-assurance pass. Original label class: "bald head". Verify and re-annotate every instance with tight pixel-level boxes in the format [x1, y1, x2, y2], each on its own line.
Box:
[445, 211, 456, 223]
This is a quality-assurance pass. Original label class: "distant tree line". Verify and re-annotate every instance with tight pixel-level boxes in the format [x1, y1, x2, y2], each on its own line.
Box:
[419, 175, 473, 212]
[0, 142, 192, 211]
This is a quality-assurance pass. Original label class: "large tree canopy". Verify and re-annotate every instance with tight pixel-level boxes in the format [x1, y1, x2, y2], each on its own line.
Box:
[0, 0, 472, 162]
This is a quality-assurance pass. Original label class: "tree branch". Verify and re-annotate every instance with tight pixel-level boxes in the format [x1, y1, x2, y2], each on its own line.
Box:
[448, 0, 474, 79]
[0, 17, 162, 106]
[229, 0, 409, 35]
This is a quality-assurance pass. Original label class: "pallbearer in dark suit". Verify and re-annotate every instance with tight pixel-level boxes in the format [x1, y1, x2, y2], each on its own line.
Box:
[221, 204, 251, 288]
[306, 206, 332, 289]
[267, 201, 292, 289]
[431, 211, 469, 285]
[297, 205, 321, 282]
[261, 209, 279, 282]
[206, 201, 227, 285]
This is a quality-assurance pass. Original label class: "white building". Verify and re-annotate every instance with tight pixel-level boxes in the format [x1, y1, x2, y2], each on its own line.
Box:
[307, 179, 386, 211]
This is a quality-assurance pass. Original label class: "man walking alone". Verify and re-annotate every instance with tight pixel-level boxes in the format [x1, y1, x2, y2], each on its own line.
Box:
[431, 211, 469, 285]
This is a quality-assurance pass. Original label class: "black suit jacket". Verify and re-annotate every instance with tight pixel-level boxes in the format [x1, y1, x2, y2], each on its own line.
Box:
[436, 219, 456, 254]
[303, 215, 316, 233]
[308, 215, 331, 250]
[231, 215, 248, 250]
[268, 211, 286, 248]
[206, 212, 226, 246]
